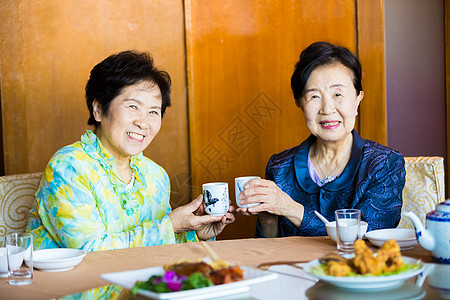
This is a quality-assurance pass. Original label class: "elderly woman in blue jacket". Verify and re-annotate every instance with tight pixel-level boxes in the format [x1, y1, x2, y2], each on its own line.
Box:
[237, 41, 405, 238]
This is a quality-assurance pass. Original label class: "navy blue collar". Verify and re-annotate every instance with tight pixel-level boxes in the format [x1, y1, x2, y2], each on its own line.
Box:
[294, 130, 365, 192]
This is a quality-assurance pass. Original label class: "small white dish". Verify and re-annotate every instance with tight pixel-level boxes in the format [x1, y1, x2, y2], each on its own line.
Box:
[32, 248, 86, 272]
[365, 228, 418, 249]
[303, 256, 424, 290]
[325, 221, 368, 242]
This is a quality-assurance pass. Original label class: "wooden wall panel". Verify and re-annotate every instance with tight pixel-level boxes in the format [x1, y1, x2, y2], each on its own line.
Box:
[185, 0, 359, 239]
[357, 0, 387, 145]
[0, 0, 191, 207]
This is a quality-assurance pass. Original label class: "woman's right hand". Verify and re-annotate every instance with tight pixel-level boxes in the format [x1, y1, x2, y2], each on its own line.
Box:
[236, 178, 304, 234]
[169, 195, 235, 240]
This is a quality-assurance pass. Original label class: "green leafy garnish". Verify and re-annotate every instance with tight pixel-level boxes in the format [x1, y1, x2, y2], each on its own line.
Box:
[182, 272, 214, 290]
[132, 272, 213, 295]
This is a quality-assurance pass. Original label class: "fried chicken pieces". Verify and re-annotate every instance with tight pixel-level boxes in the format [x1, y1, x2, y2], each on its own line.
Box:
[326, 239, 404, 276]
[352, 239, 384, 276]
[326, 260, 352, 277]
[376, 239, 404, 273]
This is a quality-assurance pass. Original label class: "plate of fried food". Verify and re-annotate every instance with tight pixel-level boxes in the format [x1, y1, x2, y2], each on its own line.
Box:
[303, 239, 424, 290]
[100, 258, 278, 299]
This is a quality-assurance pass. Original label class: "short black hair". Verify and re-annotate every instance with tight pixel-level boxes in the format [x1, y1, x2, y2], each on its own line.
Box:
[85, 50, 171, 127]
[291, 41, 362, 107]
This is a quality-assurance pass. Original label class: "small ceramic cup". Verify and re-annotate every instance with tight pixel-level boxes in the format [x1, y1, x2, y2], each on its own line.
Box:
[202, 182, 229, 217]
[326, 220, 368, 242]
[235, 176, 260, 208]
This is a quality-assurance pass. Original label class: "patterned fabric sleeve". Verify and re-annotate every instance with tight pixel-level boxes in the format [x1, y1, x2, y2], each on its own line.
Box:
[355, 152, 405, 231]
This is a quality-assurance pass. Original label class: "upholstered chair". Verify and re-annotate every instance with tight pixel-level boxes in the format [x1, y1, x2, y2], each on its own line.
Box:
[0, 172, 42, 241]
[398, 157, 445, 229]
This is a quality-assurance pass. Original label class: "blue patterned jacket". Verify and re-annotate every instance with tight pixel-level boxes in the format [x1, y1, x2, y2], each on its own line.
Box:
[256, 130, 405, 237]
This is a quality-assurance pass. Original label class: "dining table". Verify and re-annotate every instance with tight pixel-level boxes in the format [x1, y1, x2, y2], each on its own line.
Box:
[0, 236, 447, 300]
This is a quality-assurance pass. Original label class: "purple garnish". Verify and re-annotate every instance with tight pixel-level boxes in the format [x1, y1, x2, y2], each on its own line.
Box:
[162, 271, 187, 292]
[166, 281, 183, 291]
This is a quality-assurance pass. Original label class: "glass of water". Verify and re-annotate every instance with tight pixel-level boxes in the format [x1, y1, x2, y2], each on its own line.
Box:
[335, 209, 360, 258]
[6, 233, 33, 285]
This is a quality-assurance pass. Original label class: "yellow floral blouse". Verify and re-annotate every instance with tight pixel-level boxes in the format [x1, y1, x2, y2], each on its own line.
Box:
[27, 130, 197, 251]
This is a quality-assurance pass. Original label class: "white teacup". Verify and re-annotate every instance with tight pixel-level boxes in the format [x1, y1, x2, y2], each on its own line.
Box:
[235, 176, 260, 208]
[202, 182, 229, 217]
[325, 221, 368, 242]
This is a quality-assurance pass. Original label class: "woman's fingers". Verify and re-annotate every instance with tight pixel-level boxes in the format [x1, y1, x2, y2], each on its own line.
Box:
[240, 180, 278, 200]
[180, 194, 203, 215]
[190, 214, 222, 228]
[227, 203, 236, 214]
[171, 193, 237, 236]
[240, 189, 271, 207]
[236, 207, 260, 216]
[224, 211, 235, 223]
[235, 207, 249, 215]
[248, 202, 269, 214]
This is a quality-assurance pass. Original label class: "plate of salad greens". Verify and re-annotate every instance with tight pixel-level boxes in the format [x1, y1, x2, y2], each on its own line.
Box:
[303, 256, 424, 291]
[100, 265, 278, 299]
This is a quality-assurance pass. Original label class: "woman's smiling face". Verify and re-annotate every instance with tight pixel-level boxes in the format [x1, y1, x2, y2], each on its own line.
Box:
[300, 63, 364, 143]
[93, 81, 162, 163]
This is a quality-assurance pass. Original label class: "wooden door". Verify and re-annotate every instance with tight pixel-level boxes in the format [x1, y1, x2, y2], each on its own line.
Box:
[0, 0, 192, 207]
[185, 0, 384, 239]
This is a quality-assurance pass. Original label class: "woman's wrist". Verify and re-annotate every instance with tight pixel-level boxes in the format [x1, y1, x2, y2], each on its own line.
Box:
[168, 212, 181, 234]
[283, 201, 304, 228]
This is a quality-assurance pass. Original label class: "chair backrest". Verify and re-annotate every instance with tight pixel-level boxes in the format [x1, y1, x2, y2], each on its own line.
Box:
[397, 156, 445, 229]
[0, 172, 42, 240]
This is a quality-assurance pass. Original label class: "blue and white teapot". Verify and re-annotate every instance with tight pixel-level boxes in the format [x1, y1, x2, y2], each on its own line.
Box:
[404, 199, 450, 264]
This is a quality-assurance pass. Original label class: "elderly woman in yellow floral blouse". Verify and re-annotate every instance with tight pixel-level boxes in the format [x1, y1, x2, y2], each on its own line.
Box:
[27, 51, 235, 251]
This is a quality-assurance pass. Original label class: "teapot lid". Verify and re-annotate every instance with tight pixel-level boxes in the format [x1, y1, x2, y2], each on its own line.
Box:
[437, 199, 450, 213]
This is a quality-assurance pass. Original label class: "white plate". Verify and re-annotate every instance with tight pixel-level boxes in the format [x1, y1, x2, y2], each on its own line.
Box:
[365, 228, 418, 249]
[306, 280, 426, 300]
[32, 248, 86, 272]
[101, 265, 278, 299]
[303, 256, 424, 290]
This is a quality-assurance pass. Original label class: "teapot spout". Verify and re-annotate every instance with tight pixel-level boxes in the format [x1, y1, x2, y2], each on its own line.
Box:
[403, 211, 435, 251]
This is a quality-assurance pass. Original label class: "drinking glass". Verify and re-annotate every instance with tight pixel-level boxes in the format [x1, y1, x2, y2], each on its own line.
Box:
[0, 236, 7, 278]
[6, 233, 33, 285]
[335, 209, 360, 258]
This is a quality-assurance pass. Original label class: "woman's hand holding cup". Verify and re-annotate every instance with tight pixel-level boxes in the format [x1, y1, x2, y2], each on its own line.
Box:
[235, 176, 261, 209]
[169, 188, 235, 241]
